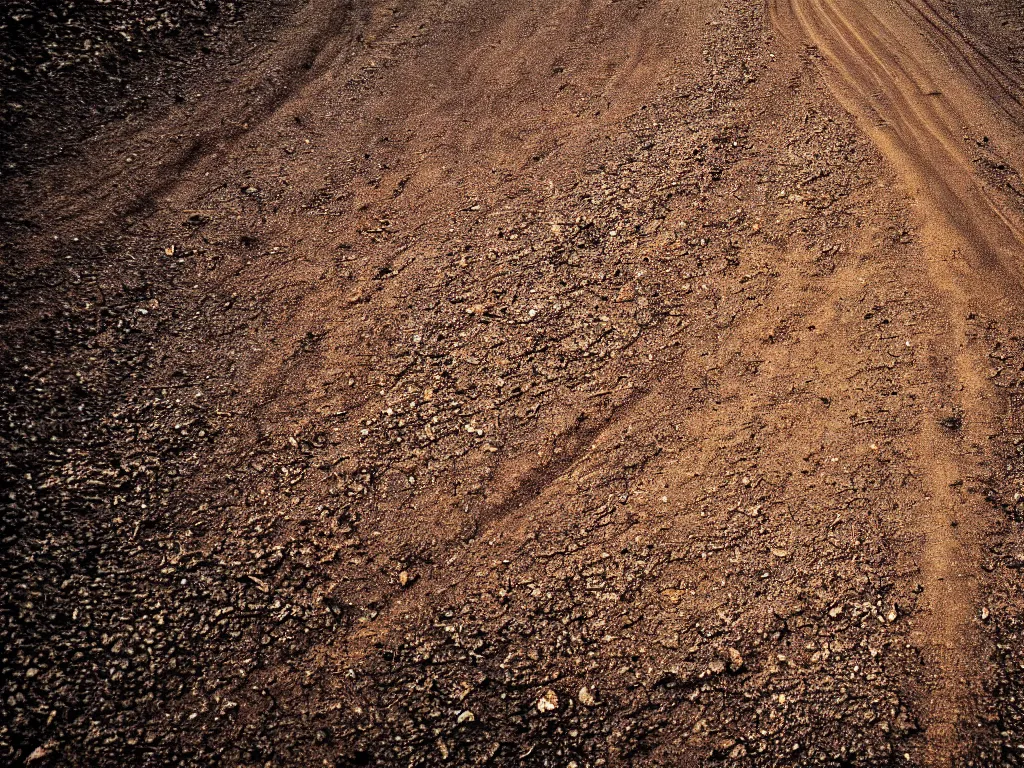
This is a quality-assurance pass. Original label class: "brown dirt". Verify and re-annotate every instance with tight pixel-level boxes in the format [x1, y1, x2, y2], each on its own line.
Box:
[4, 0, 1024, 766]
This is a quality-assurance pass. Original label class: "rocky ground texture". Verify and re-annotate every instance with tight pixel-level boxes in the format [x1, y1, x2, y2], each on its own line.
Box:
[3, 0, 1024, 766]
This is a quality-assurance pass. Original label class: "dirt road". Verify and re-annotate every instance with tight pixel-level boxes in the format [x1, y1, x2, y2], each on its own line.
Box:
[3, 0, 1024, 766]
[772, 0, 1024, 763]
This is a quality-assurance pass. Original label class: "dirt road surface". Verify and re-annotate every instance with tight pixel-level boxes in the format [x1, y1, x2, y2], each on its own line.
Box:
[3, 0, 1024, 766]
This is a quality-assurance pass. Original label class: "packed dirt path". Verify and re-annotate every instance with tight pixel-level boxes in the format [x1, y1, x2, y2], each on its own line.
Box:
[5, 0, 1024, 767]
[771, 0, 1024, 764]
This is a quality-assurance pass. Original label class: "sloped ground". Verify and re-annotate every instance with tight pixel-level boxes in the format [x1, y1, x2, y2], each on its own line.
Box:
[0, 0, 296, 173]
[3, 0, 1024, 766]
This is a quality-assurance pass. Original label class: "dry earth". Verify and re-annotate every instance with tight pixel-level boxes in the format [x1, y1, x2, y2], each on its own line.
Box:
[3, 0, 1024, 766]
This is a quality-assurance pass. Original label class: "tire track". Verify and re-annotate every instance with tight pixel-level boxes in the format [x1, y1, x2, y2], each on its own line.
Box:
[906, 0, 1024, 123]
[769, 0, 1024, 764]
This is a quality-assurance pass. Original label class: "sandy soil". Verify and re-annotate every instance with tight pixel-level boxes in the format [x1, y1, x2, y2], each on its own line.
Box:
[3, 0, 1024, 766]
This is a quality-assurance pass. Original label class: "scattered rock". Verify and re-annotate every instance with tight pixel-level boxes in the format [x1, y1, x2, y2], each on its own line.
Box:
[537, 689, 559, 713]
[707, 659, 727, 676]
[578, 686, 597, 707]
